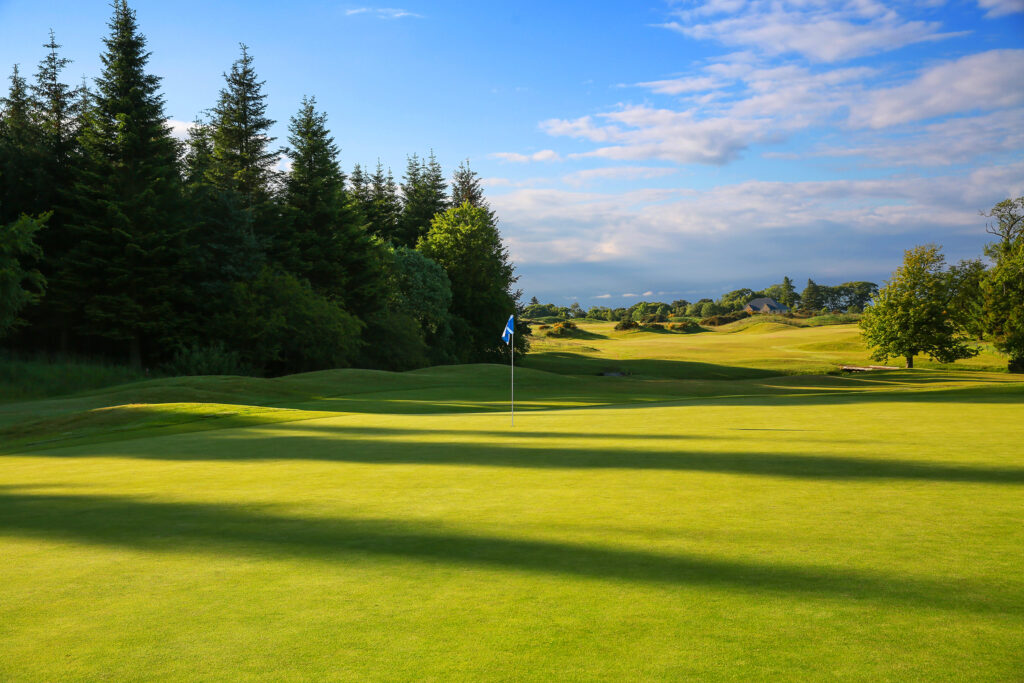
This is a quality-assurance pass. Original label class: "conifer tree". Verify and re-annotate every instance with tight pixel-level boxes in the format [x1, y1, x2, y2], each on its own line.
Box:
[800, 278, 824, 311]
[0, 65, 45, 225]
[398, 151, 447, 247]
[208, 44, 279, 239]
[282, 96, 352, 295]
[451, 159, 488, 210]
[66, 0, 187, 366]
[367, 160, 401, 242]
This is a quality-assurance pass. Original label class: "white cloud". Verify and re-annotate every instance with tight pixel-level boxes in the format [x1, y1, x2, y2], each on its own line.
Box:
[642, 291, 654, 296]
[346, 7, 422, 19]
[595, 293, 612, 299]
[166, 119, 195, 140]
[562, 166, 677, 187]
[491, 162, 1024, 266]
[849, 49, 1024, 128]
[622, 293, 638, 298]
[491, 149, 562, 163]
[662, 0, 966, 63]
[634, 75, 724, 95]
[976, 0, 1024, 17]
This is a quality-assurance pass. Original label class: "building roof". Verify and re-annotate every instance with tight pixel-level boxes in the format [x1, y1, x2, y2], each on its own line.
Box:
[745, 297, 789, 312]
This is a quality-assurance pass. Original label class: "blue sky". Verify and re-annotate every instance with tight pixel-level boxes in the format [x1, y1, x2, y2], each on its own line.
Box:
[2, 0, 1022, 303]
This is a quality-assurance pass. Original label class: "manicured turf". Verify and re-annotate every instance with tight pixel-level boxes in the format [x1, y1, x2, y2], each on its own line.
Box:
[2, 327, 1023, 680]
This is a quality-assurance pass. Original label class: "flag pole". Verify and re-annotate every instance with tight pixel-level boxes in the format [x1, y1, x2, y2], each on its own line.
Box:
[510, 328, 514, 427]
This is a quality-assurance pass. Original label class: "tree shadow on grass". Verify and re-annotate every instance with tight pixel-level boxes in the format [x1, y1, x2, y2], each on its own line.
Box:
[0, 488, 1015, 616]
[16, 419, 1024, 484]
[522, 353, 782, 380]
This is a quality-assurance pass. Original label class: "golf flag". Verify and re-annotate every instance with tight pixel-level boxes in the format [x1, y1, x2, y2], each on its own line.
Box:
[502, 314, 515, 426]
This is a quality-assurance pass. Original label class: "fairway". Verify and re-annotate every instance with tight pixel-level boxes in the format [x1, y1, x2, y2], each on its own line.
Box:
[2, 326, 1024, 680]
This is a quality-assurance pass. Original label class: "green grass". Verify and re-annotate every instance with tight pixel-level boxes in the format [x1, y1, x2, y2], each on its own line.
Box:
[2, 327, 1023, 680]
[0, 350, 149, 402]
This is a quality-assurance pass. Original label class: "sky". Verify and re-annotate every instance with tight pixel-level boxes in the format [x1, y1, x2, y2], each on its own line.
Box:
[1, 0, 1022, 304]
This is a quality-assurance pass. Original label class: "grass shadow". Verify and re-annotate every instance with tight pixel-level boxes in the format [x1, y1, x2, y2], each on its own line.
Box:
[0, 488, 1015, 616]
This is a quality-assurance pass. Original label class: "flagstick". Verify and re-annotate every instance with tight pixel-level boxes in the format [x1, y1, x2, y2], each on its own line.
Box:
[510, 330, 514, 427]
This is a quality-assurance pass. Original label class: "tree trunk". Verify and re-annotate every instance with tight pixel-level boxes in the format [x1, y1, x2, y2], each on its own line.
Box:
[905, 355, 914, 369]
[129, 336, 142, 370]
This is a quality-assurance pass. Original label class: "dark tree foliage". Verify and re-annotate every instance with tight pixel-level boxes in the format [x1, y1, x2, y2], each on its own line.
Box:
[398, 151, 447, 247]
[0, 66, 45, 226]
[208, 44, 279, 239]
[451, 159, 489, 213]
[981, 197, 1024, 372]
[0, 212, 48, 337]
[65, 0, 188, 367]
[800, 278, 824, 311]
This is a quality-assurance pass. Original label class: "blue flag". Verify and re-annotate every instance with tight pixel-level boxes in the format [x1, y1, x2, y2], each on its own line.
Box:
[501, 315, 514, 344]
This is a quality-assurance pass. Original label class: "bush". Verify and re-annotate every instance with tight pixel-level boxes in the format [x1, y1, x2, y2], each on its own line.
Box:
[537, 324, 551, 331]
[614, 318, 639, 331]
[700, 310, 750, 326]
[642, 322, 665, 330]
[163, 342, 252, 376]
[546, 320, 579, 337]
[669, 320, 703, 333]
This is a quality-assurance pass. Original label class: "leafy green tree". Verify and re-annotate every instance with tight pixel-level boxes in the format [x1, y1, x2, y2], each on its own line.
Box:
[981, 196, 1024, 372]
[208, 44, 279, 239]
[840, 281, 878, 310]
[800, 279, 824, 311]
[946, 260, 986, 340]
[398, 151, 447, 247]
[860, 244, 977, 369]
[220, 267, 363, 375]
[417, 201, 522, 361]
[0, 212, 47, 337]
[66, 0, 188, 366]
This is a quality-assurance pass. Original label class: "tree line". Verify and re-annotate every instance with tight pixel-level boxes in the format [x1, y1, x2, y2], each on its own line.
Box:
[0, 1, 524, 376]
[524, 277, 878, 323]
[861, 197, 1024, 371]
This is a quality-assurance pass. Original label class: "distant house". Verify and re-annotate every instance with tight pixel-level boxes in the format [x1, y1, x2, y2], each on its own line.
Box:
[744, 297, 789, 314]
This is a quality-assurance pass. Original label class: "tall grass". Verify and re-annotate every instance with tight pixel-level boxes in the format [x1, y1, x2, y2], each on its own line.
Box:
[0, 350, 148, 402]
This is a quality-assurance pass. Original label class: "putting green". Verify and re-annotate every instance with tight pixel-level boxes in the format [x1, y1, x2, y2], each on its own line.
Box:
[2, 328, 1022, 680]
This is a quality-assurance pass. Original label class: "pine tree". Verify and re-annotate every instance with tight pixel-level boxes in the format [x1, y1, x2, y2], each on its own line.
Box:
[800, 278, 824, 311]
[367, 160, 401, 242]
[778, 276, 798, 310]
[451, 159, 488, 211]
[66, 0, 187, 366]
[0, 65, 45, 225]
[25, 31, 82, 348]
[208, 44, 279, 239]
[281, 96, 352, 296]
[398, 151, 447, 247]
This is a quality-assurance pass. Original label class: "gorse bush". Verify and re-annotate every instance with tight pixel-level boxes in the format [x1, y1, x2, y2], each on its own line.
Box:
[614, 318, 639, 331]
[546, 320, 579, 337]
[701, 310, 750, 326]
[669, 320, 703, 333]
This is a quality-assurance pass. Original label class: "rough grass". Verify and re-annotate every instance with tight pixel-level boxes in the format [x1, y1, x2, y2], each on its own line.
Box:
[2, 330, 1023, 681]
[0, 351, 149, 402]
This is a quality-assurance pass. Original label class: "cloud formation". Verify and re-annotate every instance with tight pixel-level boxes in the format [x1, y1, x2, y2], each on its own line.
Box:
[346, 7, 422, 19]
[491, 149, 561, 163]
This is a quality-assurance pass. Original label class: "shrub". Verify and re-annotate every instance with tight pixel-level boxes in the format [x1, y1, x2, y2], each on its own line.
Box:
[537, 324, 551, 331]
[547, 320, 579, 337]
[643, 322, 665, 330]
[614, 318, 639, 331]
[669, 320, 703, 333]
[164, 342, 252, 376]
[700, 310, 750, 326]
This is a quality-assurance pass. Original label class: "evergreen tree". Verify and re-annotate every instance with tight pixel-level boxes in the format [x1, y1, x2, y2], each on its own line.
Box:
[26, 31, 82, 348]
[366, 160, 401, 242]
[66, 0, 187, 366]
[0, 65, 45, 225]
[282, 95, 373, 305]
[800, 278, 824, 311]
[398, 151, 447, 247]
[0, 211, 48, 338]
[451, 159, 488, 210]
[208, 44, 279, 239]
[778, 276, 798, 309]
